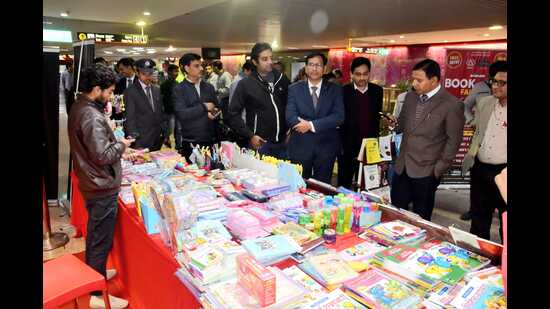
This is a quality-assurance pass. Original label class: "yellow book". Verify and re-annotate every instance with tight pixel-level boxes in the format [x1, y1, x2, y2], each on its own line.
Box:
[309, 253, 359, 286]
[365, 138, 382, 164]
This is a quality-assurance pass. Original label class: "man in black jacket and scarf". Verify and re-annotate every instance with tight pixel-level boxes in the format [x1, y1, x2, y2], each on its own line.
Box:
[226, 42, 290, 159]
[173, 53, 220, 160]
[68, 63, 140, 309]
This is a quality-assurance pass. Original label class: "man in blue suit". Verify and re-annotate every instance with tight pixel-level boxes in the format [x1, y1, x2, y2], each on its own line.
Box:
[286, 52, 345, 184]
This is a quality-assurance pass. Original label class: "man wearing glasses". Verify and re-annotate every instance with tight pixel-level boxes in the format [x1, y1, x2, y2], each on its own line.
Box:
[462, 62, 507, 242]
[286, 52, 345, 184]
[338, 57, 383, 189]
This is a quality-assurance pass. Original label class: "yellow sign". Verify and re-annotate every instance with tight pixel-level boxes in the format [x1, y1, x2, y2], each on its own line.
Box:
[365, 138, 382, 164]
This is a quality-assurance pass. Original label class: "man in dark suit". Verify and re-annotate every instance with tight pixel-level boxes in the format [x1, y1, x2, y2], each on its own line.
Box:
[388, 59, 465, 220]
[338, 57, 383, 189]
[113, 58, 138, 120]
[123, 58, 166, 151]
[286, 52, 345, 184]
[173, 53, 220, 161]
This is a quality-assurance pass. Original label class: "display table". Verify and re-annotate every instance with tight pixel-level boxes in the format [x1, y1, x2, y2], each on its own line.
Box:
[69, 176, 200, 309]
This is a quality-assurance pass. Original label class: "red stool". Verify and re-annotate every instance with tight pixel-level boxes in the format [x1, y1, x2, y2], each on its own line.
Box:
[43, 254, 112, 309]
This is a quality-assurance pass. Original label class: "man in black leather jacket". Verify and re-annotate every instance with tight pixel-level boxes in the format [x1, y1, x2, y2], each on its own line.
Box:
[68, 63, 138, 308]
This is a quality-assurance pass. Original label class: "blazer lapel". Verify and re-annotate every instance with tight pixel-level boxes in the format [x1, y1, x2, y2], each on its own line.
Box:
[316, 82, 329, 117]
[136, 82, 155, 113]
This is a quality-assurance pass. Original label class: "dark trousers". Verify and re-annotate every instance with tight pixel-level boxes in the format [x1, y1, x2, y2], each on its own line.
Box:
[469, 158, 507, 241]
[337, 150, 359, 189]
[258, 142, 288, 160]
[293, 152, 336, 185]
[180, 142, 214, 162]
[85, 193, 119, 295]
[390, 169, 440, 220]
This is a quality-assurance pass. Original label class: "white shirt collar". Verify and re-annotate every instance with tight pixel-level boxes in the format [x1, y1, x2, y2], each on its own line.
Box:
[308, 79, 323, 95]
[424, 84, 441, 100]
[128, 74, 135, 82]
[138, 79, 151, 92]
[353, 82, 368, 94]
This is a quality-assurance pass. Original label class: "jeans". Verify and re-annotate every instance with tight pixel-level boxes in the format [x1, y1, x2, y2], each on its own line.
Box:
[85, 193, 119, 295]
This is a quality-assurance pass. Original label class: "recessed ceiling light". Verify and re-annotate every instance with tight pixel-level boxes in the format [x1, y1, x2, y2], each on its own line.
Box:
[399, 35, 405, 39]
[272, 40, 279, 49]
[312, 45, 329, 48]
[116, 49, 126, 52]
[390, 40, 396, 43]
[443, 40, 449, 43]
[133, 47, 144, 51]
[104, 51, 113, 54]
[143, 11, 151, 16]
[136, 21, 146, 27]
[147, 50, 156, 54]
[489, 25, 503, 30]
[287, 47, 299, 50]
[483, 33, 490, 37]
[60, 12, 69, 17]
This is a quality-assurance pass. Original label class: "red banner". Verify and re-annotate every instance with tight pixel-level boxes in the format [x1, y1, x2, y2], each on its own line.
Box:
[444, 49, 507, 100]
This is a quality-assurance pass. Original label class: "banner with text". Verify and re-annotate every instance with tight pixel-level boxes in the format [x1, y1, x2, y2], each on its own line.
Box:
[444, 49, 507, 100]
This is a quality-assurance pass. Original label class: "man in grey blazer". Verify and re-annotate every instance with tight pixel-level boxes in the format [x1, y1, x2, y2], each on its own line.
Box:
[462, 63, 507, 241]
[388, 59, 465, 220]
[123, 58, 166, 151]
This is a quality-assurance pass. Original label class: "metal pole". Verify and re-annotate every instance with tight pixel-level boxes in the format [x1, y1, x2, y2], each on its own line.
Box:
[43, 178, 69, 251]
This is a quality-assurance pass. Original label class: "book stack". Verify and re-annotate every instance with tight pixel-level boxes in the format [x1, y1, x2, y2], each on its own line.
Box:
[241, 235, 302, 265]
[243, 206, 282, 232]
[343, 268, 423, 309]
[298, 253, 359, 289]
[361, 220, 427, 246]
[282, 266, 328, 308]
[190, 220, 232, 243]
[423, 282, 466, 309]
[371, 240, 491, 291]
[272, 222, 320, 246]
[202, 266, 307, 309]
[303, 289, 366, 309]
[338, 239, 387, 263]
[449, 276, 506, 309]
[226, 209, 270, 240]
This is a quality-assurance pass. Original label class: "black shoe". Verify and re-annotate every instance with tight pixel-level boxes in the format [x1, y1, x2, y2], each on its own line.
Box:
[460, 211, 472, 221]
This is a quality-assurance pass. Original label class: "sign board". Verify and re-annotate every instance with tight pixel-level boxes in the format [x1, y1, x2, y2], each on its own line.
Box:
[77, 32, 148, 45]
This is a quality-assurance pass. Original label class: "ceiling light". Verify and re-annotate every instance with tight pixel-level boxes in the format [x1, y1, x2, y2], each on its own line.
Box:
[272, 40, 279, 49]
[133, 47, 144, 51]
[60, 12, 69, 17]
[43, 29, 72, 42]
[483, 33, 490, 37]
[399, 35, 405, 39]
[147, 50, 156, 54]
[116, 49, 127, 52]
[136, 21, 146, 27]
[312, 45, 329, 48]
[390, 40, 396, 43]
[104, 51, 113, 54]
[165, 45, 175, 52]
[443, 40, 449, 43]
[489, 25, 503, 30]
[287, 47, 299, 50]
[143, 11, 151, 16]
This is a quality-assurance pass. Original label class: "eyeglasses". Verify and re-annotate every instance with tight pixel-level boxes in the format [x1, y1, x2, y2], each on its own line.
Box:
[307, 63, 323, 69]
[490, 79, 507, 87]
[353, 72, 370, 77]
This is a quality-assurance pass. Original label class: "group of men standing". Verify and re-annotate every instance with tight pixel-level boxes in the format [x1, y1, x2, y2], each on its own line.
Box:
[66, 41, 507, 308]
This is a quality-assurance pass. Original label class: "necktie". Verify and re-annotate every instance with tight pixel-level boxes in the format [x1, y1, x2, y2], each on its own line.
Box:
[311, 86, 319, 109]
[420, 94, 429, 103]
[145, 86, 154, 111]
[127, 78, 131, 88]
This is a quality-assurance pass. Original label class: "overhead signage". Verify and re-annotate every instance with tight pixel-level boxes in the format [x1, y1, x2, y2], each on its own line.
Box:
[77, 32, 148, 45]
[348, 47, 389, 56]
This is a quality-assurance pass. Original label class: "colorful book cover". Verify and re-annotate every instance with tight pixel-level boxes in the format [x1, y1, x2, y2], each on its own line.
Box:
[449, 277, 506, 309]
[365, 138, 382, 164]
[364, 164, 381, 190]
[370, 220, 425, 242]
[242, 235, 302, 263]
[308, 253, 359, 286]
[188, 245, 224, 270]
[305, 289, 366, 309]
[426, 282, 466, 308]
[344, 268, 422, 309]
[191, 219, 232, 242]
[339, 240, 386, 262]
[283, 265, 328, 307]
[418, 239, 491, 273]
[272, 222, 320, 246]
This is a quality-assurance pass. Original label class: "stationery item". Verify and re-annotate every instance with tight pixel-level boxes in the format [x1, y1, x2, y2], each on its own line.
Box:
[272, 222, 320, 246]
[338, 240, 386, 262]
[282, 266, 328, 308]
[190, 220, 232, 243]
[226, 209, 269, 240]
[241, 235, 302, 265]
[365, 138, 382, 164]
[449, 277, 506, 309]
[364, 165, 381, 190]
[236, 254, 276, 307]
[425, 282, 466, 308]
[278, 161, 307, 191]
[344, 203, 352, 233]
[343, 268, 422, 309]
[336, 206, 345, 235]
[361, 220, 427, 246]
[323, 229, 336, 244]
[305, 288, 366, 309]
[307, 253, 359, 286]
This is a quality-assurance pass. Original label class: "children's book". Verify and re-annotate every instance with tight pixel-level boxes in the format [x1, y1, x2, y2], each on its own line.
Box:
[242, 235, 302, 264]
[191, 219, 232, 242]
[307, 253, 359, 286]
[449, 277, 506, 309]
[272, 222, 320, 246]
[304, 289, 366, 309]
[338, 240, 387, 262]
[343, 268, 422, 309]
